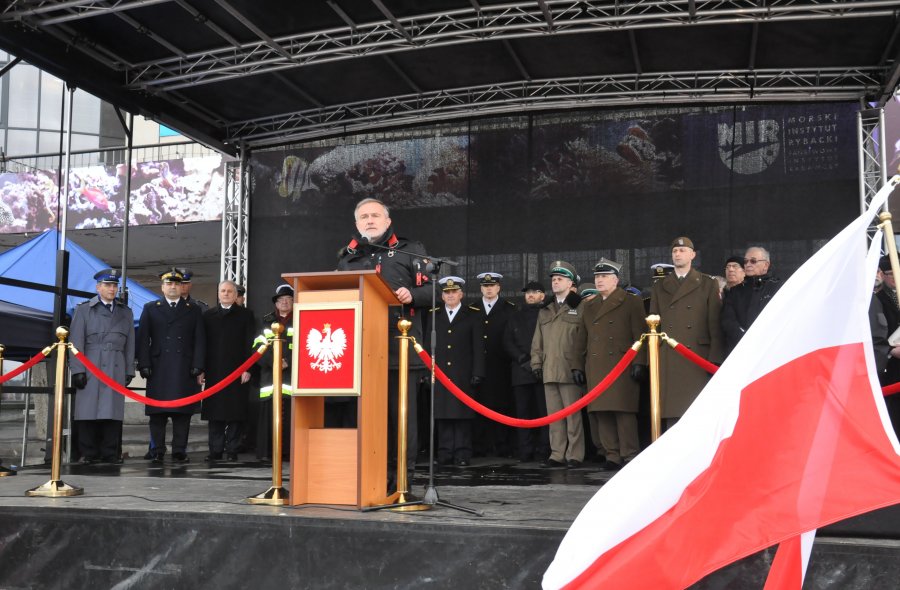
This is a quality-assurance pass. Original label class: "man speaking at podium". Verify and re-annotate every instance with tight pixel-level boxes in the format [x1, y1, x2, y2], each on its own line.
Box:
[337, 197, 432, 483]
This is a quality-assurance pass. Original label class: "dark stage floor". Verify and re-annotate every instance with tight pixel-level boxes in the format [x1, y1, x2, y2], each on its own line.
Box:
[0, 454, 899, 589]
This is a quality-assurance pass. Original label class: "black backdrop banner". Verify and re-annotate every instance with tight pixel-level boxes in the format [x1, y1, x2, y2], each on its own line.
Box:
[247, 103, 858, 315]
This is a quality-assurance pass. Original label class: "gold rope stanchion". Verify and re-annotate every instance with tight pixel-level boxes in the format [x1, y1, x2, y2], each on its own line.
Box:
[248, 322, 289, 505]
[645, 315, 663, 442]
[0, 344, 17, 476]
[26, 327, 83, 497]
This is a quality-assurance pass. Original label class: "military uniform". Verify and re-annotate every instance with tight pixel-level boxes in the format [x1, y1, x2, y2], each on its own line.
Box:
[425, 277, 486, 465]
[649, 267, 723, 419]
[581, 264, 646, 467]
[137, 269, 206, 460]
[473, 271, 517, 457]
[69, 270, 135, 462]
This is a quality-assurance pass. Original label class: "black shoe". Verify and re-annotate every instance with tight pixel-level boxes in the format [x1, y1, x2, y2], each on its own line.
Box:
[456, 459, 470, 467]
[566, 459, 583, 469]
[172, 452, 190, 463]
[539, 459, 566, 468]
[101, 456, 123, 465]
[518, 454, 534, 463]
[143, 450, 156, 460]
[77, 456, 98, 465]
[205, 453, 222, 463]
[151, 454, 165, 464]
[599, 460, 622, 471]
[227, 453, 239, 462]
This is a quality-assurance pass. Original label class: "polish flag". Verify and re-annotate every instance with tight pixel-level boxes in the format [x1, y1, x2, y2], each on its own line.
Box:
[543, 178, 900, 590]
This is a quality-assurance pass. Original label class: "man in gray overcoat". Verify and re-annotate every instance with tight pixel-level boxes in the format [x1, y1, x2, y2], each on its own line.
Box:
[581, 258, 646, 471]
[650, 237, 723, 427]
[69, 268, 135, 464]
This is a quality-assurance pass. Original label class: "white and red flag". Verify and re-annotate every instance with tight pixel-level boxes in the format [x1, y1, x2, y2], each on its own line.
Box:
[543, 178, 900, 590]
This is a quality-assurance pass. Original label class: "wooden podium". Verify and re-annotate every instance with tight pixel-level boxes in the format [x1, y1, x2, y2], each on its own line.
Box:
[283, 270, 397, 508]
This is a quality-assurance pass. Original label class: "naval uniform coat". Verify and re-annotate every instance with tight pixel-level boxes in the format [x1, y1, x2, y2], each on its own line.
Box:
[69, 297, 135, 421]
[581, 288, 647, 413]
[477, 297, 517, 409]
[649, 268, 723, 418]
[425, 304, 486, 420]
[137, 298, 206, 415]
[200, 305, 255, 421]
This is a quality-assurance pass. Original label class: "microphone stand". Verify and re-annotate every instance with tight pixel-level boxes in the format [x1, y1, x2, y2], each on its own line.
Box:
[362, 242, 480, 516]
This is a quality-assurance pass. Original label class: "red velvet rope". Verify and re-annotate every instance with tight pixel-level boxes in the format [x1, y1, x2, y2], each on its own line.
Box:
[0, 349, 50, 384]
[417, 346, 638, 428]
[669, 340, 900, 398]
[73, 348, 264, 408]
[671, 341, 720, 375]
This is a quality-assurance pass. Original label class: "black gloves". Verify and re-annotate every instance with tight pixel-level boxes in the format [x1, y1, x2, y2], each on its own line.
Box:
[470, 375, 484, 388]
[190, 367, 202, 378]
[631, 364, 648, 383]
[71, 373, 88, 390]
[139, 367, 152, 379]
[571, 369, 586, 386]
[532, 368, 543, 382]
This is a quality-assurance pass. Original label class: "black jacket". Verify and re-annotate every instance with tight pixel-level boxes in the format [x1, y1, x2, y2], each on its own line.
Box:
[721, 274, 782, 355]
[503, 303, 543, 387]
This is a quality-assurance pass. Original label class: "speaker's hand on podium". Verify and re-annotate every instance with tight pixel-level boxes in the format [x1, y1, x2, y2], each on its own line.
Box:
[394, 287, 413, 304]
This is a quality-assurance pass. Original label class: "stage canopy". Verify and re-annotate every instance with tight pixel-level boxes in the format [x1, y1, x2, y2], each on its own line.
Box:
[1, 1, 899, 153]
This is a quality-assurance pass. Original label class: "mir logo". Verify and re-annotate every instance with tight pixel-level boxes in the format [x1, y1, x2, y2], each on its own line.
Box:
[717, 120, 781, 174]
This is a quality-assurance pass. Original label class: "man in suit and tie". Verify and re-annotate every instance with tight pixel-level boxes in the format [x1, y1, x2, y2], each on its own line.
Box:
[137, 268, 206, 463]
[650, 237, 723, 428]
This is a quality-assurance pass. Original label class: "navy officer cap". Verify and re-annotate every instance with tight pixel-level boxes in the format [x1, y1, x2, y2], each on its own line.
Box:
[94, 268, 121, 284]
[175, 267, 193, 282]
[439, 276, 465, 291]
[159, 267, 184, 282]
[476, 271, 503, 285]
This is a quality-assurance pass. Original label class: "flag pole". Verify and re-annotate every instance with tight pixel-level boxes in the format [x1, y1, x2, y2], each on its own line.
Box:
[645, 315, 662, 442]
[879, 211, 900, 304]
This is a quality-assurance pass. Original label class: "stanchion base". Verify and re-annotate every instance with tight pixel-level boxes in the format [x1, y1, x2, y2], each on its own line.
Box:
[26, 479, 83, 497]
[388, 492, 431, 512]
[0, 466, 16, 477]
[246, 486, 290, 505]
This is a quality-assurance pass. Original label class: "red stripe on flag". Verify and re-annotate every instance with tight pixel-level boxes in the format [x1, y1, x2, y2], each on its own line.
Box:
[763, 535, 803, 590]
[564, 343, 900, 589]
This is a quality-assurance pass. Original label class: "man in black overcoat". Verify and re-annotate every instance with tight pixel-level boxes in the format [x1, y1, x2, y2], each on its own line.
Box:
[137, 268, 205, 463]
[201, 280, 255, 462]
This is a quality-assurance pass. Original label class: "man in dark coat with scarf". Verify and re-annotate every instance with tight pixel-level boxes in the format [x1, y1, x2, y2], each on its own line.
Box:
[721, 246, 782, 355]
[503, 280, 550, 463]
[69, 268, 135, 464]
[201, 280, 255, 462]
[336, 197, 432, 479]
[137, 268, 205, 463]
[425, 276, 486, 466]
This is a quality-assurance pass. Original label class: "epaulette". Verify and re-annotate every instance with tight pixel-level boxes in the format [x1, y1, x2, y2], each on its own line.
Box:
[196, 299, 208, 307]
[155, 301, 162, 306]
[429, 306, 440, 313]
[468, 304, 481, 311]
[505, 300, 517, 307]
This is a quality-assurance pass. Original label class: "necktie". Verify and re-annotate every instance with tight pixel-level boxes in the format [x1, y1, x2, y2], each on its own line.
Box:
[171, 301, 177, 309]
[106, 303, 113, 313]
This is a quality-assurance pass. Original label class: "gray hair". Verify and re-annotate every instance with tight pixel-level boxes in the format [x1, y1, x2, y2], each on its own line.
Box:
[354, 198, 390, 220]
[745, 246, 770, 261]
[218, 280, 238, 292]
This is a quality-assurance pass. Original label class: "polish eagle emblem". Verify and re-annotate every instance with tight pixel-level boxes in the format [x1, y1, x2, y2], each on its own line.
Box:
[305, 323, 347, 373]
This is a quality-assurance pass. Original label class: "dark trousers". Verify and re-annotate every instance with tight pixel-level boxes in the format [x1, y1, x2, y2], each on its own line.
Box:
[437, 419, 472, 463]
[148, 413, 192, 455]
[77, 419, 121, 460]
[256, 397, 292, 460]
[208, 420, 243, 455]
[512, 383, 550, 461]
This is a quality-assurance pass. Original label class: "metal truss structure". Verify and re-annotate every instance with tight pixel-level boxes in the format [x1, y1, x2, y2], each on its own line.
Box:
[231, 67, 886, 146]
[220, 154, 249, 292]
[858, 107, 889, 216]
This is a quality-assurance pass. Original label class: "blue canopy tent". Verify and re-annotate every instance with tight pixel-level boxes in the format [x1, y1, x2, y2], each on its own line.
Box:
[0, 229, 160, 329]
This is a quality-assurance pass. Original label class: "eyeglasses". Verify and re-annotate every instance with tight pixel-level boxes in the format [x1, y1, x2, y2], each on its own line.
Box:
[743, 258, 768, 265]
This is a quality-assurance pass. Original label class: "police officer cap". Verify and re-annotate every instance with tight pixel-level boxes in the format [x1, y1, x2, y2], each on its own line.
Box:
[236, 284, 246, 296]
[548, 261, 577, 282]
[476, 272, 503, 285]
[670, 236, 695, 250]
[593, 257, 621, 275]
[439, 276, 465, 291]
[521, 281, 545, 293]
[272, 283, 294, 302]
[578, 283, 599, 298]
[651, 263, 674, 280]
[175, 267, 193, 282]
[159, 267, 184, 282]
[93, 268, 121, 284]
